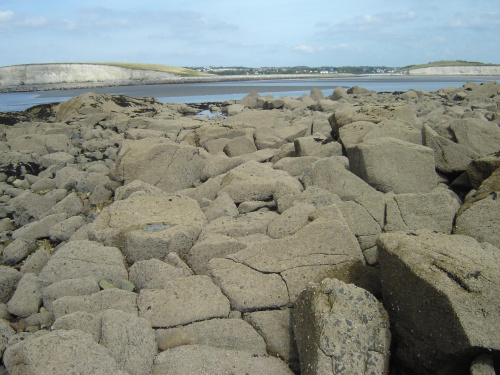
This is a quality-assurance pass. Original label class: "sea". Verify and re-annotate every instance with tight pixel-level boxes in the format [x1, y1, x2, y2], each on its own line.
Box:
[1, 75, 499, 112]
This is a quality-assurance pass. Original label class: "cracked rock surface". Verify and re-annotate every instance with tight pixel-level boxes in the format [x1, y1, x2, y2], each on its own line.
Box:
[0, 82, 499, 374]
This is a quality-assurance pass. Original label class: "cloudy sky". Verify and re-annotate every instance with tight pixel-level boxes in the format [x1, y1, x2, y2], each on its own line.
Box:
[1, 0, 499, 68]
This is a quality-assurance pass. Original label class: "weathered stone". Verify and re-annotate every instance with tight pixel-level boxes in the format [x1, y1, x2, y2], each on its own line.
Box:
[7, 273, 43, 318]
[51, 311, 102, 342]
[152, 344, 294, 375]
[100, 309, 157, 375]
[49, 215, 85, 242]
[347, 137, 437, 194]
[224, 135, 257, 157]
[89, 193, 206, 262]
[19, 248, 51, 275]
[294, 135, 343, 157]
[38, 240, 127, 284]
[200, 211, 278, 238]
[137, 275, 230, 327]
[0, 318, 15, 356]
[51, 289, 138, 319]
[244, 309, 299, 368]
[2, 238, 36, 265]
[378, 231, 500, 374]
[156, 318, 267, 354]
[11, 213, 67, 241]
[113, 179, 163, 200]
[7, 192, 53, 226]
[203, 192, 239, 221]
[209, 258, 290, 312]
[294, 278, 391, 375]
[273, 156, 319, 177]
[41, 277, 100, 311]
[267, 202, 315, 239]
[113, 138, 205, 192]
[3, 329, 127, 375]
[301, 157, 380, 200]
[450, 118, 500, 157]
[128, 259, 191, 291]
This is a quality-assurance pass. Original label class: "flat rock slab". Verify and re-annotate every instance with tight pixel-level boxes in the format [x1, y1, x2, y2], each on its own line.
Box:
[293, 278, 391, 375]
[152, 344, 294, 375]
[378, 230, 500, 374]
[347, 137, 437, 194]
[156, 318, 267, 354]
[38, 240, 128, 284]
[89, 193, 206, 262]
[137, 275, 230, 328]
[3, 329, 127, 375]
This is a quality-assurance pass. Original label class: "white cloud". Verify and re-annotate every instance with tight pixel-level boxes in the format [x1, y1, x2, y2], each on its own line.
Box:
[0, 9, 47, 29]
[294, 45, 325, 54]
[0, 10, 14, 22]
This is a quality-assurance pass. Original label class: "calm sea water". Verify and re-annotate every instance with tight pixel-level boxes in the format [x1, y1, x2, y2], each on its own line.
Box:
[1, 76, 499, 112]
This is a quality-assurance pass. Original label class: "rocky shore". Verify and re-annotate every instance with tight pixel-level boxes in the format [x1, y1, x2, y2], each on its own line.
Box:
[0, 81, 499, 374]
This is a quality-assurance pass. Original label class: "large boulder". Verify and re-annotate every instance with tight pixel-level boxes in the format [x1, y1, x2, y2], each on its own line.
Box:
[3, 329, 127, 375]
[89, 193, 206, 262]
[347, 137, 437, 194]
[113, 138, 205, 192]
[152, 344, 294, 375]
[378, 231, 500, 374]
[450, 118, 500, 157]
[293, 278, 391, 375]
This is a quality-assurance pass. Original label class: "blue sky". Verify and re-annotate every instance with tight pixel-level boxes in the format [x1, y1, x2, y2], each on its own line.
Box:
[1, 0, 499, 68]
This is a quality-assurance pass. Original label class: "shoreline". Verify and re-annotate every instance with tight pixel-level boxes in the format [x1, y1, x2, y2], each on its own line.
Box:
[2, 73, 499, 94]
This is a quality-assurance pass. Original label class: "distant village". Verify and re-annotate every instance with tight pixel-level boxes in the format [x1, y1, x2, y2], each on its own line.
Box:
[189, 66, 399, 75]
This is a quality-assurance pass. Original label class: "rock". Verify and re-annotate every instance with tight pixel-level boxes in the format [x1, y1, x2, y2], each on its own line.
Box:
[301, 157, 380, 200]
[3, 329, 127, 375]
[223, 103, 245, 116]
[113, 179, 163, 200]
[450, 118, 500, 157]
[49, 215, 85, 242]
[273, 156, 319, 177]
[137, 275, 230, 328]
[267, 202, 316, 239]
[100, 309, 157, 375]
[39, 152, 74, 168]
[466, 153, 500, 189]
[19, 248, 51, 275]
[200, 211, 277, 238]
[202, 192, 239, 221]
[328, 86, 350, 101]
[219, 160, 303, 203]
[378, 231, 500, 374]
[54, 166, 86, 190]
[41, 277, 100, 311]
[52, 311, 102, 342]
[38, 240, 128, 284]
[244, 309, 299, 369]
[422, 124, 478, 174]
[89, 193, 206, 262]
[51, 288, 138, 320]
[156, 318, 267, 354]
[294, 278, 391, 375]
[294, 135, 343, 157]
[7, 273, 43, 318]
[224, 135, 257, 157]
[128, 259, 191, 291]
[454, 171, 500, 248]
[0, 318, 15, 356]
[2, 238, 36, 265]
[11, 213, 67, 241]
[201, 152, 242, 180]
[310, 88, 325, 101]
[113, 138, 205, 192]
[186, 234, 248, 275]
[347, 137, 437, 194]
[209, 258, 290, 312]
[470, 354, 496, 375]
[152, 344, 294, 375]
[7, 192, 53, 227]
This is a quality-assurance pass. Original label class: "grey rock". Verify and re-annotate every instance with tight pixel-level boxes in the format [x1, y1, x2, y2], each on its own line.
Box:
[466, 153, 500, 189]
[470, 354, 496, 375]
[294, 135, 343, 157]
[244, 309, 299, 369]
[378, 231, 500, 374]
[51, 311, 102, 342]
[267, 202, 315, 239]
[41, 277, 100, 311]
[209, 258, 290, 312]
[294, 278, 390, 375]
[54, 166, 86, 190]
[100, 309, 157, 375]
[19, 248, 51, 275]
[347, 137, 437, 194]
[51, 288, 138, 320]
[301, 157, 380, 201]
[24, 311, 54, 329]
[450, 118, 500, 157]
[224, 135, 257, 157]
[137, 275, 230, 328]
[310, 88, 325, 101]
[200, 211, 278, 238]
[152, 344, 294, 375]
[88, 184, 112, 205]
[203, 192, 239, 221]
[201, 152, 242, 180]
[49, 215, 85, 242]
[113, 179, 163, 200]
[11, 213, 67, 241]
[223, 103, 245, 116]
[273, 156, 319, 177]
[89, 193, 206, 262]
[156, 318, 267, 354]
[38, 240, 127, 284]
[2, 238, 36, 265]
[128, 259, 191, 291]
[30, 177, 57, 193]
[39, 152, 74, 168]
[7, 192, 54, 226]
[7, 273, 43, 318]
[0, 319, 15, 356]
[3, 329, 127, 375]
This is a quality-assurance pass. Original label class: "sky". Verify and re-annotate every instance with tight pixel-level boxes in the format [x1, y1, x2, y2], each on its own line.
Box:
[1, 0, 499, 68]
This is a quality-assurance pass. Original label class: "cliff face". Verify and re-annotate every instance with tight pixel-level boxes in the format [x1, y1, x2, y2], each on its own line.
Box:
[0, 64, 178, 87]
[408, 65, 500, 75]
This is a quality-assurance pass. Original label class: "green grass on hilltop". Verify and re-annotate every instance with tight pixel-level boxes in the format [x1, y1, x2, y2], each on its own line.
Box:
[398, 60, 500, 72]
[94, 62, 212, 77]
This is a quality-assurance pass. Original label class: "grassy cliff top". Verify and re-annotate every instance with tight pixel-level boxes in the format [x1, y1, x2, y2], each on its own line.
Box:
[93, 62, 212, 77]
[399, 60, 500, 71]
